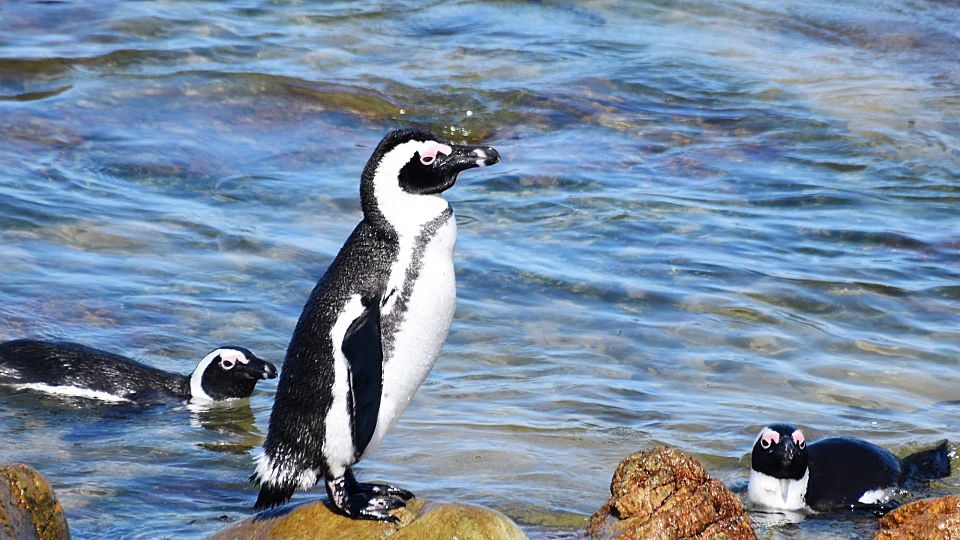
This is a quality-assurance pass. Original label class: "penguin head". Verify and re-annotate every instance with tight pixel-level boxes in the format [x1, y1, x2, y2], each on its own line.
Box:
[189, 347, 278, 402]
[751, 424, 808, 481]
[360, 128, 500, 227]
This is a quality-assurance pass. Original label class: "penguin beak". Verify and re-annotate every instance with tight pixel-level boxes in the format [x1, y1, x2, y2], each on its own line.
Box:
[241, 360, 278, 380]
[434, 144, 500, 176]
[779, 439, 798, 467]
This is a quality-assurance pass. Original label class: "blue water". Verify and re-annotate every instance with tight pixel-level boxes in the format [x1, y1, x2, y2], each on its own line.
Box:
[1, 0, 959, 538]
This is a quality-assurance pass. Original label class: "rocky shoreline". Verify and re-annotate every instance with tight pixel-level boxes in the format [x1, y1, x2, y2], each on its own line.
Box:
[7, 450, 960, 540]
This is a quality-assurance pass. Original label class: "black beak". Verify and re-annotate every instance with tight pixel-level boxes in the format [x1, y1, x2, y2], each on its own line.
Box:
[240, 360, 278, 380]
[779, 439, 797, 466]
[435, 144, 500, 176]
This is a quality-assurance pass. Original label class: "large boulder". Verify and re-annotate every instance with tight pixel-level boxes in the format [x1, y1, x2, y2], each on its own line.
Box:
[208, 497, 528, 540]
[0, 464, 70, 540]
[873, 494, 960, 539]
[587, 447, 755, 540]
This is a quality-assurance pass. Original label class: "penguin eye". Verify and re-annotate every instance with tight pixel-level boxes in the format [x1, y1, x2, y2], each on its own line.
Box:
[219, 357, 236, 370]
[760, 438, 771, 449]
[792, 430, 805, 449]
[420, 154, 435, 165]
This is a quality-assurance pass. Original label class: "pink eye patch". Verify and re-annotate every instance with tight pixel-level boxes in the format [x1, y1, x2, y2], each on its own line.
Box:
[759, 429, 781, 448]
[419, 141, 452, 165]
[219, 351, 249, 370]
[792, 430, 805, 445]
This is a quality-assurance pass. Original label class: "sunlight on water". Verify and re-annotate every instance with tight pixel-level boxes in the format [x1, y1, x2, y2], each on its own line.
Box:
[1, 0, 959, 538]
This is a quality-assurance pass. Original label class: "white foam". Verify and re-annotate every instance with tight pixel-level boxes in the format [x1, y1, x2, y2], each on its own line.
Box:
[859, 488, 893, 505]
[14, 383, 130, 403]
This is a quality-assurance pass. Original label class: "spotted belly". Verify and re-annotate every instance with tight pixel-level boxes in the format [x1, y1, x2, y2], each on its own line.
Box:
[362, 216, 457, 459]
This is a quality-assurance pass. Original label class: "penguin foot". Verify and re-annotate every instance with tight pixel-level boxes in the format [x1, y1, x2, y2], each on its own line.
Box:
[355, 481, 415, 501]
[345, 468, 415, 500]
[326, 473, 408, 522]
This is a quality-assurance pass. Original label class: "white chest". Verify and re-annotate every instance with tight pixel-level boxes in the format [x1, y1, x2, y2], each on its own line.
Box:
[362, 215, 457, 458]
[747, 469, 809, 512]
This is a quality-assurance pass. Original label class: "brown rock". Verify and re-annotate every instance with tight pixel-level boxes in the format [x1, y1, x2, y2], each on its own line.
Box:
[874, 494, 960, 540]
[587, 447, 755, 540]
[208, 497, 528, 540]
[0, 464, 70, 540]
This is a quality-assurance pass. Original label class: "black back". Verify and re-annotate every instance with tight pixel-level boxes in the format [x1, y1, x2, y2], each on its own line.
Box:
[262, 219, 397, 479]
[805, 437, 900, 511]
[0, 339, 188, 400]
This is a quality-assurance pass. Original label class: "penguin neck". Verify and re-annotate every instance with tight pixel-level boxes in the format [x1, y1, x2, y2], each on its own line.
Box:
[748, 468, 809, 512]
[188, 350, 221, 402]
[362, 154, 453, 238]
[368, 193, 451, 239]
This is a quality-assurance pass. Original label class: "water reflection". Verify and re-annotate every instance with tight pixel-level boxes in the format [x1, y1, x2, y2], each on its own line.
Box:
[1, 0, 959, 538]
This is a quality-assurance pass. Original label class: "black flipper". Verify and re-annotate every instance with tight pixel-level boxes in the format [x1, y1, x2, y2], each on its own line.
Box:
[253, 482, 296, 512]
[900, 440, 951, 485]
[341, 294, 383, 460]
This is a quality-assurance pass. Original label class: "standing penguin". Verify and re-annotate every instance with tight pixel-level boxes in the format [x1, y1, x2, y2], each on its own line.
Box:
[251, 129, 500, 519]
[748, 423, 950, 514]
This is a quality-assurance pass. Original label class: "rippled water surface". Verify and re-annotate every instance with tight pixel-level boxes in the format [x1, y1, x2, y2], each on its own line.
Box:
[1, 0, 959, 538]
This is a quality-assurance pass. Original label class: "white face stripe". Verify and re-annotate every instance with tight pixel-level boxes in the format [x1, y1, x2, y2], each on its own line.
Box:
[189, 348, 240, 402]
[372, 140, 452, 235]
[374, 139, 456, 316]
[323, 294, 367, 477]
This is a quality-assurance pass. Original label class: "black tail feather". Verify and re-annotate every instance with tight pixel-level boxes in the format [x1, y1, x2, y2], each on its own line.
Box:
[253, 481, 295, 512]
[900, 440, 951, 485]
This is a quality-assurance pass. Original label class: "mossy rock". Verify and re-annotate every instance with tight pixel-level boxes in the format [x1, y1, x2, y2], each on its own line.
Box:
[0, 464, 70, 540]
[208, 497, 528, 540]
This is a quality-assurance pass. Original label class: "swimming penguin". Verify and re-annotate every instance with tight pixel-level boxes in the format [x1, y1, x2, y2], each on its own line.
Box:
[251, 129, 500, 520]
[748, 423, 951, 514]
[0, 339, 277, 403]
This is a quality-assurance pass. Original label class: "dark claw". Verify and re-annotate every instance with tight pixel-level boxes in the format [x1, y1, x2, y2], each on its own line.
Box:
[326, 470, 410, 522]
[356, 505, 400, 522]
[356, 482, 415, 501]
[365, 495, 407, 511]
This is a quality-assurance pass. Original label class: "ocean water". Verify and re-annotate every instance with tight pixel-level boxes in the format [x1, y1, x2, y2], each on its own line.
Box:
[1, 0, 958, 538]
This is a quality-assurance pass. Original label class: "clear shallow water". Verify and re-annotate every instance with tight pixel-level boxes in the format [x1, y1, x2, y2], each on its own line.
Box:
[0, 0, 958, 538]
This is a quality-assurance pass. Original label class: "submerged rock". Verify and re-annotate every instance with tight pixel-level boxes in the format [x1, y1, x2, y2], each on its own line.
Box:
[873, 494, 960, 540]
[587, 447, 755, 540]
[208, 498, 528, 540]
[0, 464, 70, 540]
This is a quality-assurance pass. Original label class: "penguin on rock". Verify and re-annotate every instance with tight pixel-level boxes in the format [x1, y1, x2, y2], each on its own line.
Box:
[251, 129, 500, 520]
[748, 423, 951, 514]
[0, 338, 277, 403]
